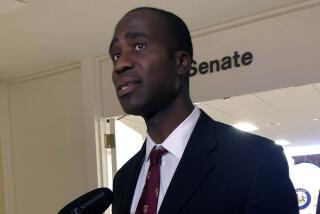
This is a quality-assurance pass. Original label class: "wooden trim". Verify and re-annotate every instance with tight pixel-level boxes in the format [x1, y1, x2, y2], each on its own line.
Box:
[0, 83, 17, 214]
[81, 57, 109, 189]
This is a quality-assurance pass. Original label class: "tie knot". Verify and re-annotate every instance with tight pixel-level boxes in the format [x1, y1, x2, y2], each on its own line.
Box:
[149, 147, 167, 165]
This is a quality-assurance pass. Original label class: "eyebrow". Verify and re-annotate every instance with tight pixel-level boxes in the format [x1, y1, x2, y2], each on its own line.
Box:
[108, 32, 148, 53]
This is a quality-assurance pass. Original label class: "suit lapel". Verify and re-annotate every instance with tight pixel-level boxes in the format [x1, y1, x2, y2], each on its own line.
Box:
[119, 143, 146, 213]
[159, 111, 219, 214]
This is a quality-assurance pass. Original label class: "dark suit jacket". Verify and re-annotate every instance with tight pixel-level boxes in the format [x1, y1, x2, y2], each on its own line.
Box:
[112, 111, 298, 214]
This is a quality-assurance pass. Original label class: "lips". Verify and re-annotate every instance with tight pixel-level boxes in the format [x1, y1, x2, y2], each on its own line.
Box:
[117, 80, 140, 97]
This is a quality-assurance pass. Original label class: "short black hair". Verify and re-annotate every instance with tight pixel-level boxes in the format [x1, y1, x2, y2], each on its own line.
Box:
[126, 7, 193, 60]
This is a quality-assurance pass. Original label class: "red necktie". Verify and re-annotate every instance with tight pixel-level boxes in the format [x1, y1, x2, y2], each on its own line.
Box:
[136, 147, 167, 214]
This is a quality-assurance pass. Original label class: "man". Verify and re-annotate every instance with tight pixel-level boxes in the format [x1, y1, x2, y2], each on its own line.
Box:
[109, 7, 298, 214]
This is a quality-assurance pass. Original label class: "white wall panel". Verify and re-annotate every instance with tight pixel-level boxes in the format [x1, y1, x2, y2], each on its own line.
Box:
[190, 5, 320, 103]
[8, 67, 88, 214]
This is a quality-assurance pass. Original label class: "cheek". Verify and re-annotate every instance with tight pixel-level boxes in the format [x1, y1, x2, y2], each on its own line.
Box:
[146, 73, 178, 98]
[141, 55, 178, 92]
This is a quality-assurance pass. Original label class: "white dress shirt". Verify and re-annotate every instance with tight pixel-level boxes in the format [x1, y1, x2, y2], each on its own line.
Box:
[130, 107, 201, 213]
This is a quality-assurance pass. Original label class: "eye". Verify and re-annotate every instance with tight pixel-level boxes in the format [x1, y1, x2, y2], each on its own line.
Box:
[113, 53, 121, 61]
[134, 43, 146, 51]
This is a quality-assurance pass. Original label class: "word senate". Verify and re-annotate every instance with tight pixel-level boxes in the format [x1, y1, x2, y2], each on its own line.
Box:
[190, 51, 254, 77]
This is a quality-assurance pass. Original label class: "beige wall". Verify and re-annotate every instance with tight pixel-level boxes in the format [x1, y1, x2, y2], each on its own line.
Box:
[7, 65, 89, 213]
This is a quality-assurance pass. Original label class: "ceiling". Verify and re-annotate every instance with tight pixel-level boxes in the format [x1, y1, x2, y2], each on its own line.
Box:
[120, 82, 320, 148]
[0, 0, 309, 80]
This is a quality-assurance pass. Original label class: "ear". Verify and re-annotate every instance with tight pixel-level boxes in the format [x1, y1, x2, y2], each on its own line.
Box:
[175, 51, 192, 77]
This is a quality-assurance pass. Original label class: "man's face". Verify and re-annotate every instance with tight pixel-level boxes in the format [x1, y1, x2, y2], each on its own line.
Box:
[109, 11, 180, 117]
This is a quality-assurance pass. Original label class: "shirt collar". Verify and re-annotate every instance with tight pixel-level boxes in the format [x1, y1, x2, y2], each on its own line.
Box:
[145, 106, 201, 161]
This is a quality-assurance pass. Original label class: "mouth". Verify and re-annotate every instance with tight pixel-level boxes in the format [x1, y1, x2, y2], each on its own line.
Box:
[117, 80, 140, 97]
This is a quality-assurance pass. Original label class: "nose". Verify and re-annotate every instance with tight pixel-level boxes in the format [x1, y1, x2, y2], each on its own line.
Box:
[113, 52, 134, 74]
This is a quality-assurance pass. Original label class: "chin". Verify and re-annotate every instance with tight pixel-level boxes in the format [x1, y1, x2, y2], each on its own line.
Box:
[121, 104, 144, 116]
[119, 99, 154, 118]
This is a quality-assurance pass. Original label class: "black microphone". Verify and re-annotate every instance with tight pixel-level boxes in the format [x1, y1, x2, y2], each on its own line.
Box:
[58, 187, 113, 214]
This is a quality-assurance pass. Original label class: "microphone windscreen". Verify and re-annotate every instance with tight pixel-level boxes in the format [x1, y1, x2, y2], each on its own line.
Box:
[58, 187, 113, 214]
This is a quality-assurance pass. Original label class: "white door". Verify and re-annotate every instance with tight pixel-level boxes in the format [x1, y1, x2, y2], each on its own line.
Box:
[105, 116, 145, 187]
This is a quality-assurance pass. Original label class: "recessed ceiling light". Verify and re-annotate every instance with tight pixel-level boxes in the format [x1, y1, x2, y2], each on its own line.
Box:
[233, 122, 258, 132]
[312, 118, 318, 121]
[275, 139, 291, 146]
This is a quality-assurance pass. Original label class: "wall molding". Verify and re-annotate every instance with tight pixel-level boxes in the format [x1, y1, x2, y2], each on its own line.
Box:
[81, 57, 110, 190]
[0, 83, 17, 214]
[192, 0, 320, 38]
[8, 61, 81, 86]
[93, 57, 111, 189]
[93, 55, 110, 64]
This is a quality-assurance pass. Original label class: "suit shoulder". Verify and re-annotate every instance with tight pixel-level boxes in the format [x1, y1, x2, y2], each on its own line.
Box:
[197, 110, 280, 152]
[214, 119, 279, 149]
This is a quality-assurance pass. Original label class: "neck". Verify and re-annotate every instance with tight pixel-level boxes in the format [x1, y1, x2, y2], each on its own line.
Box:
[144, 97, 194, 144]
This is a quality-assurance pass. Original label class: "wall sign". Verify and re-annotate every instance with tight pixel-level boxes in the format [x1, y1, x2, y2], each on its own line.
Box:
[190, 51, 253, 76]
